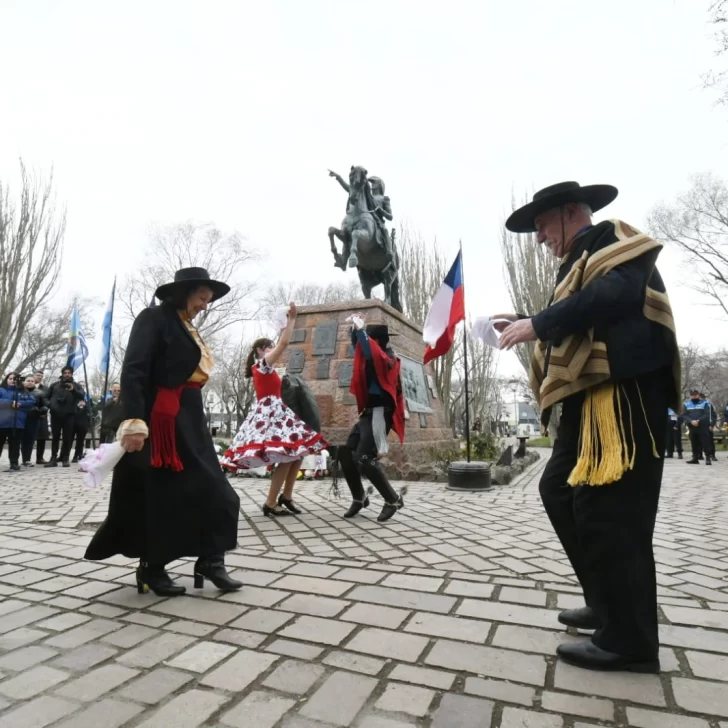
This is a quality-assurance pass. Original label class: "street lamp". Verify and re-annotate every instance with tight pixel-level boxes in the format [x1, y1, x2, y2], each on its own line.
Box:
[508, 378, 518, 436]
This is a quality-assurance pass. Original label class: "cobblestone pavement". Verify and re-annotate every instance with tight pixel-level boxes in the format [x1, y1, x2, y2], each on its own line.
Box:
[0, 451, 726, 728]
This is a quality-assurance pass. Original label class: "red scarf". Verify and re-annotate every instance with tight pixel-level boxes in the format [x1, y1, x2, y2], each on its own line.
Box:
[150, 382, 201, 471]
[350, 338, 405, 444]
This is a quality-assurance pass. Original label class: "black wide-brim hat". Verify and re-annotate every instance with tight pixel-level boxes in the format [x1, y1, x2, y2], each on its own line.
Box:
[505, 181, 619, 233]
[366, 324, 399, 342]
[154, 267, 231, 302]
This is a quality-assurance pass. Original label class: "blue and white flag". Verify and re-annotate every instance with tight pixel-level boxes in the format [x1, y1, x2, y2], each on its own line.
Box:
[100, 279, 116, 373]
[66, 306, 89, 372]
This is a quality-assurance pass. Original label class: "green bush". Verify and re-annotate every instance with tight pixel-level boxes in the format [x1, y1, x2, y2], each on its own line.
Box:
[427, 444, 464, 474]
[471, 432, 499, 461]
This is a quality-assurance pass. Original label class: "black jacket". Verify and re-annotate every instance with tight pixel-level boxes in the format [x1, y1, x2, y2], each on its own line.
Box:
[120, 304, 203, 422]
[281, 374, 321, 432]
[46, 379, 84, 417]
[531, 221, 676, 391]
[100, 398, 125, 432]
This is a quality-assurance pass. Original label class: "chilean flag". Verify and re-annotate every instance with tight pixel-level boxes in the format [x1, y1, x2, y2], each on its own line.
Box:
[423, 251, 465, 364]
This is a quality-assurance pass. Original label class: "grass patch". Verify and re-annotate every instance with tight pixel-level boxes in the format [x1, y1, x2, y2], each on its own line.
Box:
[528, 436, 553, 448]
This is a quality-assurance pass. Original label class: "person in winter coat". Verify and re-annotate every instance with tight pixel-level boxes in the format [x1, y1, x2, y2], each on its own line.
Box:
[44, 366, 84, 467]
[20, 374, 49, 467]
[72, 387, 93, 463]
[0, 372, 37, 471]
[33, 371, 51, 464]
[100, 383, 124, 443]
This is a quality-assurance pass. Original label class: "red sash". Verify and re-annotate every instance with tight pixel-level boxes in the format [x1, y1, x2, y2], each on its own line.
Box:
[150, 382, 202, 471]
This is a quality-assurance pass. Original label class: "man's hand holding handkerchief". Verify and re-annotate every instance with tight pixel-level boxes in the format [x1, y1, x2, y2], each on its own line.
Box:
[470, 317, 513, 349]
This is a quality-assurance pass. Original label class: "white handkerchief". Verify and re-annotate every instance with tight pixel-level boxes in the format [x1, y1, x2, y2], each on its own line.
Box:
[345, 314, 365, 330]
[470, 317, 512, 349]
[271, 308, 288, 331]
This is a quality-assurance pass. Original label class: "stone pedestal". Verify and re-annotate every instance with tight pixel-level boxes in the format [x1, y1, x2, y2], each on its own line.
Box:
[276, 299, 458, 480]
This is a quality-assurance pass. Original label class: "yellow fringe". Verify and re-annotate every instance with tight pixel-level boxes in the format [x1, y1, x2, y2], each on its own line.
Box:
[567, 383, 634, 487]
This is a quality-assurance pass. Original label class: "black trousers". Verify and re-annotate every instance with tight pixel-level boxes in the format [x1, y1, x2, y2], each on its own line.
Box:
[50, 413, 75, 463]
[21, 420, 40, 464]
[665, 421, 682, 456]
[338, 409, 398, 504]
[73, 425, 88, 459]
[688, 423, 712, 460]
[539, 372, 668, 660]
[0, 428, 22, 466]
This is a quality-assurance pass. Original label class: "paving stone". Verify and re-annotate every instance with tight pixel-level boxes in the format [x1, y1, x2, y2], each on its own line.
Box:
[554, 662, 665, 706]
[165, 640, 237, 672]
[663, 605, 728, 630]
[300, 670, 378, 725]
[279, 615, 357, 646]
[162, 619, 216, 636]
[341, 602, 410, 629]
[44, 618, 123, 648]
[0, 627, 48, 650]
[0, 645, 57, 671]
[271, 574, 354, 597]
[457, 599, 558, 629]
[118, 666, 195, 704]
[541, 690, 614, 722]
[277, 593, 349, 617]
[390, 664, 455, 690]
[376, 683, 435, 716]
[380, 573, 444, 592]
[492, 624, 582, 655]
[686, 650, 728, 681]
[0, 665, 70, 699]
[404, 612, 491, 643]
[116, 632, 196, 668]
[286, 562, 341, 578]
[430, 693, 494, 728]
[464, 677, 535, 706]
[444, 580, 495, 598]
[200, 649, 278, 691]
[53, 698, 144, 728]
[149, 598, 245, 625]
[102, 624, 159, 648]
[263, 658, 326, 694]
[49, 642, 119, 671]
[265, 639, 324, 659]
[500, 706, 563, 727]
[500, 586, 548, 606]
[672, 677, 728, 718]
[332, 567, 386, 584]
[213, 628, 267, 649]
[359, 718, 418, 728]
[136, 688, 229, 728]
[346, 626, 428, 662]
[220, 690, 296, 728]
[0, 605, 59, 634]
[230, 608, 294, 633]
[55, 663, 139, 701]
[426, 638, 547, 686]
[348, 585, 456, 613]
[35, 613, 92, 632]
[0, 695, 78, 728]
[322, 650, 387, 675]
[218, 586, 290, 607]
[626, 706, 711, 728]
[660, 624, 728, 654]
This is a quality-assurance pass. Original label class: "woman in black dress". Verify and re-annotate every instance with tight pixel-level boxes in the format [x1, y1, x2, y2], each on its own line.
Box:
[85, 268, 242, 597]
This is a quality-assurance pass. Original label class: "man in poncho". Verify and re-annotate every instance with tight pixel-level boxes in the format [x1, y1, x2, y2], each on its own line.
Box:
[496, 182, 680, 673]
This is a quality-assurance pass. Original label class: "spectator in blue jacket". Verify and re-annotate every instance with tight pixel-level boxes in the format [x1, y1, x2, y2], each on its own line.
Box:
[0, 372, 37, 472]
[681, 389, 713, 465]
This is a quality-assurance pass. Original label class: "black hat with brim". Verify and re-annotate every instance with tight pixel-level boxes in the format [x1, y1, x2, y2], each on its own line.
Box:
[154, 267, 231, 303]
[366, 324, 399, 343]
[505, 181, 619, 233]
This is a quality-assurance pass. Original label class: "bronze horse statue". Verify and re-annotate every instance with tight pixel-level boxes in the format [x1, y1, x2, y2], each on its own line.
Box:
[328, 166, 402, 312]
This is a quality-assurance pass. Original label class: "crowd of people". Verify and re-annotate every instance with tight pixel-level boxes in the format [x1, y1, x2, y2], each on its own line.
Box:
[0, 370, 125, 471]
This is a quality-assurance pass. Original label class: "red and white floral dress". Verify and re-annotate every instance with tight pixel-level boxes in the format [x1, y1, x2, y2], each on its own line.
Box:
[221, 359, 327, 472]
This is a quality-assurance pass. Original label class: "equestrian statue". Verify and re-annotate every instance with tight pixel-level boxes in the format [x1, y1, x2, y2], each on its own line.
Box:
[327, 166, 402, 312]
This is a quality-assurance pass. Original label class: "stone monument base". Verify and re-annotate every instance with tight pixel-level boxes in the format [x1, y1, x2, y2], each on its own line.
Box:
[277, 298, 458, 480]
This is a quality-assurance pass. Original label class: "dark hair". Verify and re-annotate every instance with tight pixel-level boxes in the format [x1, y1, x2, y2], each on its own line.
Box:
[245, 338, 274, 378]
[34, 370, 43, 376]
[162, 283, 214, 311]
[1, 372, 20, 388]
[61, 366, 73, 376]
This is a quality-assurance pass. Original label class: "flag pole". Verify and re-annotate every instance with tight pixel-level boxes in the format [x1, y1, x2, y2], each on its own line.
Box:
[101, 278, 116, 412]
[81, 357, 95, 450]
[459, 240, 471, 463]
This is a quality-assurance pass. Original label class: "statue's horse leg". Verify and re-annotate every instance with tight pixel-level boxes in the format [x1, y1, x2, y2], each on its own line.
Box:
[359, 270, 374, 299]
[328, 226, 349, 271]
[348, 217, 375, 269]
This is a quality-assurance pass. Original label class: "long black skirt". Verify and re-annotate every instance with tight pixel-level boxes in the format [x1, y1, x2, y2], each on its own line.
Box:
[85, 388, 240, 565]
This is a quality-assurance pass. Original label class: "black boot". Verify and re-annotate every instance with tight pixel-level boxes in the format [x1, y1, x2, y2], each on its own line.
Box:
[344, 496, 370, 518]
[558, 606, 601, 630]
[45, 458, 58, 468]
[377, 494, 404, 522]
[136, 562, 186, 597]
[677, 452, 683, 459]
[194, 555, 242, 591]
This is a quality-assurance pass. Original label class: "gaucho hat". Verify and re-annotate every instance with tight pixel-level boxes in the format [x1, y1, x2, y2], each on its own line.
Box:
[505, 181, 619, 233]
[154, 267, 230, 303]
[366, 324, 399, 344]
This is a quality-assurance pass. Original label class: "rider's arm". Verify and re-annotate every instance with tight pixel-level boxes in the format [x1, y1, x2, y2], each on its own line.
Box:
[378, 197, 393, 221]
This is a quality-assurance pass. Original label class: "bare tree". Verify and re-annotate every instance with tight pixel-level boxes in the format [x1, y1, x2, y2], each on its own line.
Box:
[648, 174, 728, 320]
[704, 1, 728, 104]
[500, 196, 561, 373]
[262, 279, 362, 320]
[679, 343, 728, 412]
[207, 338, 255, 436]
[0, 162, 67, 373]
[118, 222, 260, 339]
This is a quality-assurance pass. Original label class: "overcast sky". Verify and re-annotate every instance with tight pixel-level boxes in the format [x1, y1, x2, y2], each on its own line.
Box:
[1, 0, 726, 376]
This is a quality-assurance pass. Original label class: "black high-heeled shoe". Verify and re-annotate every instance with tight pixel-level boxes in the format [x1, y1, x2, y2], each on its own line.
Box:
[278, 495, 302, 514]
[136, 563, 186, 597]
[193, 555, 242, 591]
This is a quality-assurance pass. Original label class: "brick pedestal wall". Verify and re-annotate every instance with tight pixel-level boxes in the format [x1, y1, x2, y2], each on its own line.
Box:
[277, 299, 458, 479]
